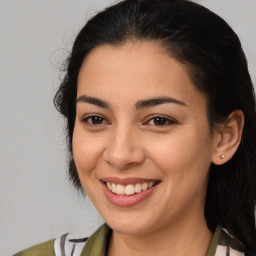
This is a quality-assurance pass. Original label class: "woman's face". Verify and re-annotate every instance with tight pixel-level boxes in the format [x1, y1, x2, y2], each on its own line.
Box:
[73, 42, 217, 235]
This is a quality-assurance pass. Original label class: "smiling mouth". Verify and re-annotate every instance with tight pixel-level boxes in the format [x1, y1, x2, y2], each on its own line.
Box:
[104, 181, 159, 196]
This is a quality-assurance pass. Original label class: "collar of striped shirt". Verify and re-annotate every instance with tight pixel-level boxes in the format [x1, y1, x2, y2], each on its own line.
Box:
[54, 224, 246, 256]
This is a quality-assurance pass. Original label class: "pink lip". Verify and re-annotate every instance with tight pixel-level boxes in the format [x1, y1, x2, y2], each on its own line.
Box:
[100, 177, 160, 186]
[101, 180, 160, 207]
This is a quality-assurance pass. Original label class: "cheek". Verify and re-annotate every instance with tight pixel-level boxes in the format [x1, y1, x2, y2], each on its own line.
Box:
[148, 127, 212, 185]
[72, 125, 104, 179]
[150, 131, 212, 215]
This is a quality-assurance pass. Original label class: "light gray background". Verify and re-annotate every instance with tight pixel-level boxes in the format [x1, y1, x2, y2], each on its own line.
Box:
[1, 1, 255, 255]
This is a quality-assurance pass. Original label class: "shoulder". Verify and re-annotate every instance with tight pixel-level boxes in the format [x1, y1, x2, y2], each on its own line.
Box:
[214, 227, 256, 256]
[13, 239, 55, 256]
[13, 224, 110, 256]
[13, 233, 89, 256]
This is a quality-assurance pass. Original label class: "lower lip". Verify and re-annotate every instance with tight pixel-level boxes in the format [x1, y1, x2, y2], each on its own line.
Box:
[102, 182, 158, 207]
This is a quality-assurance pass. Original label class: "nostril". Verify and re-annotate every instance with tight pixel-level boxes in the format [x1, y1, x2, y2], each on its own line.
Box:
[103, 146, 146, 170]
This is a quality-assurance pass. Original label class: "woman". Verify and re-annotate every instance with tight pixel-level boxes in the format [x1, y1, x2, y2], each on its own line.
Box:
[14, 0, 256, 255]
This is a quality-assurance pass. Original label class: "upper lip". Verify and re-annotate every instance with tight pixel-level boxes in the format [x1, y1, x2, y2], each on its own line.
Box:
[100, 177, 161, 186]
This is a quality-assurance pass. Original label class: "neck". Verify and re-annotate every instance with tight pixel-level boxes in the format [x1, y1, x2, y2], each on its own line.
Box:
[107, 213, 212, 256]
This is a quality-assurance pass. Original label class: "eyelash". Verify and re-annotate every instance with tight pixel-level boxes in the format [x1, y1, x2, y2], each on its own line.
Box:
[81, 115, 177, 127]
[81, 115, 109, 126]
[145, 115, 177, 126]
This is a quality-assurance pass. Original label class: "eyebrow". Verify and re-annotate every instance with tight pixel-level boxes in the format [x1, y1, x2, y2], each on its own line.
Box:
[76, 95, 110, 109]
[135, 96, 187, 110]
[76, 95, 187, 110]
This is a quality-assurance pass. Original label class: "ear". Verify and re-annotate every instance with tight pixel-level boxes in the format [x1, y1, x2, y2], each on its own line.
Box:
[211, 110, 244, 165]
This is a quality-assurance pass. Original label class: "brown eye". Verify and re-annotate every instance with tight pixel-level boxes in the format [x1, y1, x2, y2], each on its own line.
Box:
[153, 117, 167, 126]
[147, 116, 177, 127]
[82, 116, 106, 125]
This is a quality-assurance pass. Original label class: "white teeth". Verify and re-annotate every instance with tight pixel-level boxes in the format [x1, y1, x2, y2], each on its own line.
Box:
[125, 184, 135, 195]
[116, 184, 125, 195]
[112, 183, 117, 193]
[106, 181, 157, 196]
[142, 183, 148, 191]
[107, 182, 112, 190]
[134, 183, 142, 193]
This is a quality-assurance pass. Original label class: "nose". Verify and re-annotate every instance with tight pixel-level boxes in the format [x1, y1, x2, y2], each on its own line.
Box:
[103, 126, 146, 170]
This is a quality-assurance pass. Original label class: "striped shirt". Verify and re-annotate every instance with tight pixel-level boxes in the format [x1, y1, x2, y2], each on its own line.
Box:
[14, 224, 249, 256]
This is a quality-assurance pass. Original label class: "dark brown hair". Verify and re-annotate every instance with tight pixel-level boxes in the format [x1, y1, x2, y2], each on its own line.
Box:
[54, 0, 256, 252]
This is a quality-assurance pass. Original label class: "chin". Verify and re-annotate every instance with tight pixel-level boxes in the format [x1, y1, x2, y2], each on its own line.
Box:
[108, 220, 152, 236]
[101, 209, 160, 236]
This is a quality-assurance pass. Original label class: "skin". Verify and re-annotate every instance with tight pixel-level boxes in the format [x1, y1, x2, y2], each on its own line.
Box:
[72, 41, 244, 256]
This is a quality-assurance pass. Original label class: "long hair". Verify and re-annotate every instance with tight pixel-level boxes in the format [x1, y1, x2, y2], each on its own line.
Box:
[54, 0, 256, 252]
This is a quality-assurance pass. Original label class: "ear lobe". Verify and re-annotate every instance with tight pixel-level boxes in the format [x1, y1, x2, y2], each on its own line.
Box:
[211, 110, 244, 165]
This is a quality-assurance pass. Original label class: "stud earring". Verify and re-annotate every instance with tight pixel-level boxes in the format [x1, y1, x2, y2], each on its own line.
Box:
[220, 155, 225, 159]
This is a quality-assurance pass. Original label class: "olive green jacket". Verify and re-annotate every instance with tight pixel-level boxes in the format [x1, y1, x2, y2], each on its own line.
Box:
[14, 224, 246, 256]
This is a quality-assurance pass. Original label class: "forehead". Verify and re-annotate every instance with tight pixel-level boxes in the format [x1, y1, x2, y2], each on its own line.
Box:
[77, 41, 207, 109]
